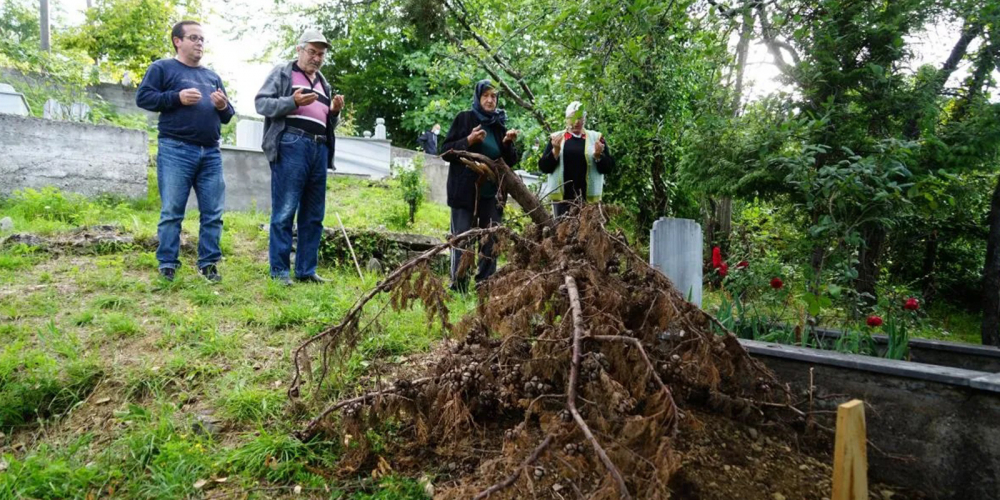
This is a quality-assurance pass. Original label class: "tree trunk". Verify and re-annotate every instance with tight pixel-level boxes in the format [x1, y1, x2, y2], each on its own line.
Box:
[855, 224, 887, 306]
[715, 197, 732, 248]
[444, 150, 552, 226]
[921, 229, 938, 307]
[981, 175, 1000, 346]
[651, 151, 669, 217]
[808, 210, 824, 297]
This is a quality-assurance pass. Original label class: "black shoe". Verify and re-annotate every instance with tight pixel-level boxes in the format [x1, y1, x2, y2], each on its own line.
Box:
[199, 264, 222, 283]
[272, 275, 293, 286]
[295, 274, 329, 284]
[159, 268, 176, 282]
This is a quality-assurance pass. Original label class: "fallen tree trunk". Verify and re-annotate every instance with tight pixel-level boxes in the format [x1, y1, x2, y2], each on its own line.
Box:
[442, 149, 553, 226]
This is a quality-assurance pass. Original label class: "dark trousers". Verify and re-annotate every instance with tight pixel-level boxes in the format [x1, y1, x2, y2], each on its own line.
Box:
[450, 200, 503, 291]
[552, 201, 572, 218]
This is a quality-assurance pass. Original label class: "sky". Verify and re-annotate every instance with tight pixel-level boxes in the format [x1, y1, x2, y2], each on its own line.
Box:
[58, 0, 302, 116]
[52, 1, 992, 117]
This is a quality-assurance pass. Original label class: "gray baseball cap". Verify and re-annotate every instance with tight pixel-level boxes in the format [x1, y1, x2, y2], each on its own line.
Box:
[298, 29, 330, 48]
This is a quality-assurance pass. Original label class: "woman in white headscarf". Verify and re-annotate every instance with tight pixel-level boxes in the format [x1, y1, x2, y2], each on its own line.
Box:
[538, 101, 614, 217]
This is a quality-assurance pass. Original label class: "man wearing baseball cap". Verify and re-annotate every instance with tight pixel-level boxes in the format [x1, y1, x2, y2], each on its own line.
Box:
[255, 29, 345, 285]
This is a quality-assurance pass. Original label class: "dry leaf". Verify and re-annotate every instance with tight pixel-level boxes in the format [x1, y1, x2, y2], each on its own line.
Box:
[193, 479, 208, 490]
[213, 476, 229, 483]
[293, 485, 302, 494]
[377, 456, 393, 475]
[419, 474, 434, 497]
[94, 397, 111, 405]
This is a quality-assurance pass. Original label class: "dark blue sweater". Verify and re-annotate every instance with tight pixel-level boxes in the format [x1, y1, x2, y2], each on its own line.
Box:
[136, 58, 235, 147]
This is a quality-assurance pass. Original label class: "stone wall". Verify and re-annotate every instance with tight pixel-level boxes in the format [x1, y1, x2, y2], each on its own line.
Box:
[0, 114, 148, 199]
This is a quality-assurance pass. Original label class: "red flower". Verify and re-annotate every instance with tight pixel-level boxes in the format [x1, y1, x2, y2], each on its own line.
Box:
[904, 298, 919, 311]
[736, 260, 749, 270]
[718, 262, 729, 278]
[770, 277, 784, 289]
[866, 315, 883, 327]
[711, 247, 723, 269]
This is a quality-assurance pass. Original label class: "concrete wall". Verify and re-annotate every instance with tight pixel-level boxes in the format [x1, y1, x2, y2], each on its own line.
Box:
[742, 339, 1000, 499]
[335, 138, 391, 178]
[391, 146, 449, 205]
[807, 327, 1000, 373]
[188, 145, 378, 212]
[185, 146, 272, 212]
[90, 81, 154, 122]
[0, 68, 155, 124]
[0, 114, 148, 199]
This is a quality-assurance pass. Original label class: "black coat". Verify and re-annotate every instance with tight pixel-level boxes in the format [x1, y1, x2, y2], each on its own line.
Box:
[440, 110, 519, 210]
[416, 130, 438, 155]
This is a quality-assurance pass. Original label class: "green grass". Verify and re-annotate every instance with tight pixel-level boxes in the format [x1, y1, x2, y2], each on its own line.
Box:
[101, 312, 142, 338]
[0, 338, 102, 430]
[327, 176, 450, 236]
[0, 182, 458, 498]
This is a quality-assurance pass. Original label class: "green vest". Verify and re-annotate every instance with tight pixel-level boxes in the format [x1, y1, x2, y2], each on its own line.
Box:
[544, 129, 604, 202]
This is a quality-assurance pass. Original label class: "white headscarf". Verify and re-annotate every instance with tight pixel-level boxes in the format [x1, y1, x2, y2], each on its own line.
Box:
[565, 101, 586, 120]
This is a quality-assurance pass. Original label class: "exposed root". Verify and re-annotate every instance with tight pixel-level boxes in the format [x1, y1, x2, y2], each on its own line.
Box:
[289, 204, 791, 498]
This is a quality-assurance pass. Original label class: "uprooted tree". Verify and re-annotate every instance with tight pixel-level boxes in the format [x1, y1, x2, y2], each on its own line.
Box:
[286, 151, 793, 498]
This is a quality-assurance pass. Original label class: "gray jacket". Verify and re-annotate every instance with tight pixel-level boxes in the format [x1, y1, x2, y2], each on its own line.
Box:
[255, 61, 340, 168]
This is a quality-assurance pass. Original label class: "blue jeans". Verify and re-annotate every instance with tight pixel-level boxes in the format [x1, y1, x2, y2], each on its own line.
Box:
[269, 133, 328, 278]
[156, 137, 225, 270]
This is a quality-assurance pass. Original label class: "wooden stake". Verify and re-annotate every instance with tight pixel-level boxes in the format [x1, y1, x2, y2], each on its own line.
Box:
[832, 399, 868, 500]
[335, 212, 364, 280]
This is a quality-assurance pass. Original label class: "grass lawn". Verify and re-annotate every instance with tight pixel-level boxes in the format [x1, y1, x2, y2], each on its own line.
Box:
[0, 176, 461, 499]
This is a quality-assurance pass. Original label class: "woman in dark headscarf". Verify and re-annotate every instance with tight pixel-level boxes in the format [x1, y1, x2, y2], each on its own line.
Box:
[440, 80, 520, 292]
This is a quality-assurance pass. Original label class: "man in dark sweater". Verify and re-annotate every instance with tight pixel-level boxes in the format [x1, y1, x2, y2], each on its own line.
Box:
[136, 20, 235, 283]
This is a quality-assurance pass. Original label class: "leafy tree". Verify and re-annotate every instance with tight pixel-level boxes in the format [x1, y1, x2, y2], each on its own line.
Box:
[59, 0, 189, 82]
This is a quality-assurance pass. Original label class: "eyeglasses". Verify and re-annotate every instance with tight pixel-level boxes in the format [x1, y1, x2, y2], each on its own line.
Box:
[304, 47, 326, 59]
[184, 35, 206, 43]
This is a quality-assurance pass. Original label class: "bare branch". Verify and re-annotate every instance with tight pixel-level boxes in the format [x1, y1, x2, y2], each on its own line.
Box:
[564, 275, 632, 500]
[443, 149, 554, 226]
[754, 2, 801, 78]
[443, 30, 551, 131]
[296, 377, 433, 441]
[287, 226, 511, 400]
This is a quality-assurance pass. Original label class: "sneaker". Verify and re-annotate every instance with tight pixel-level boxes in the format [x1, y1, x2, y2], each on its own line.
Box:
[159, 268, 176, 282]
[295, 274, 329, 284]
[199, 264, 222, 283]
[272, 275, 293, 286]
